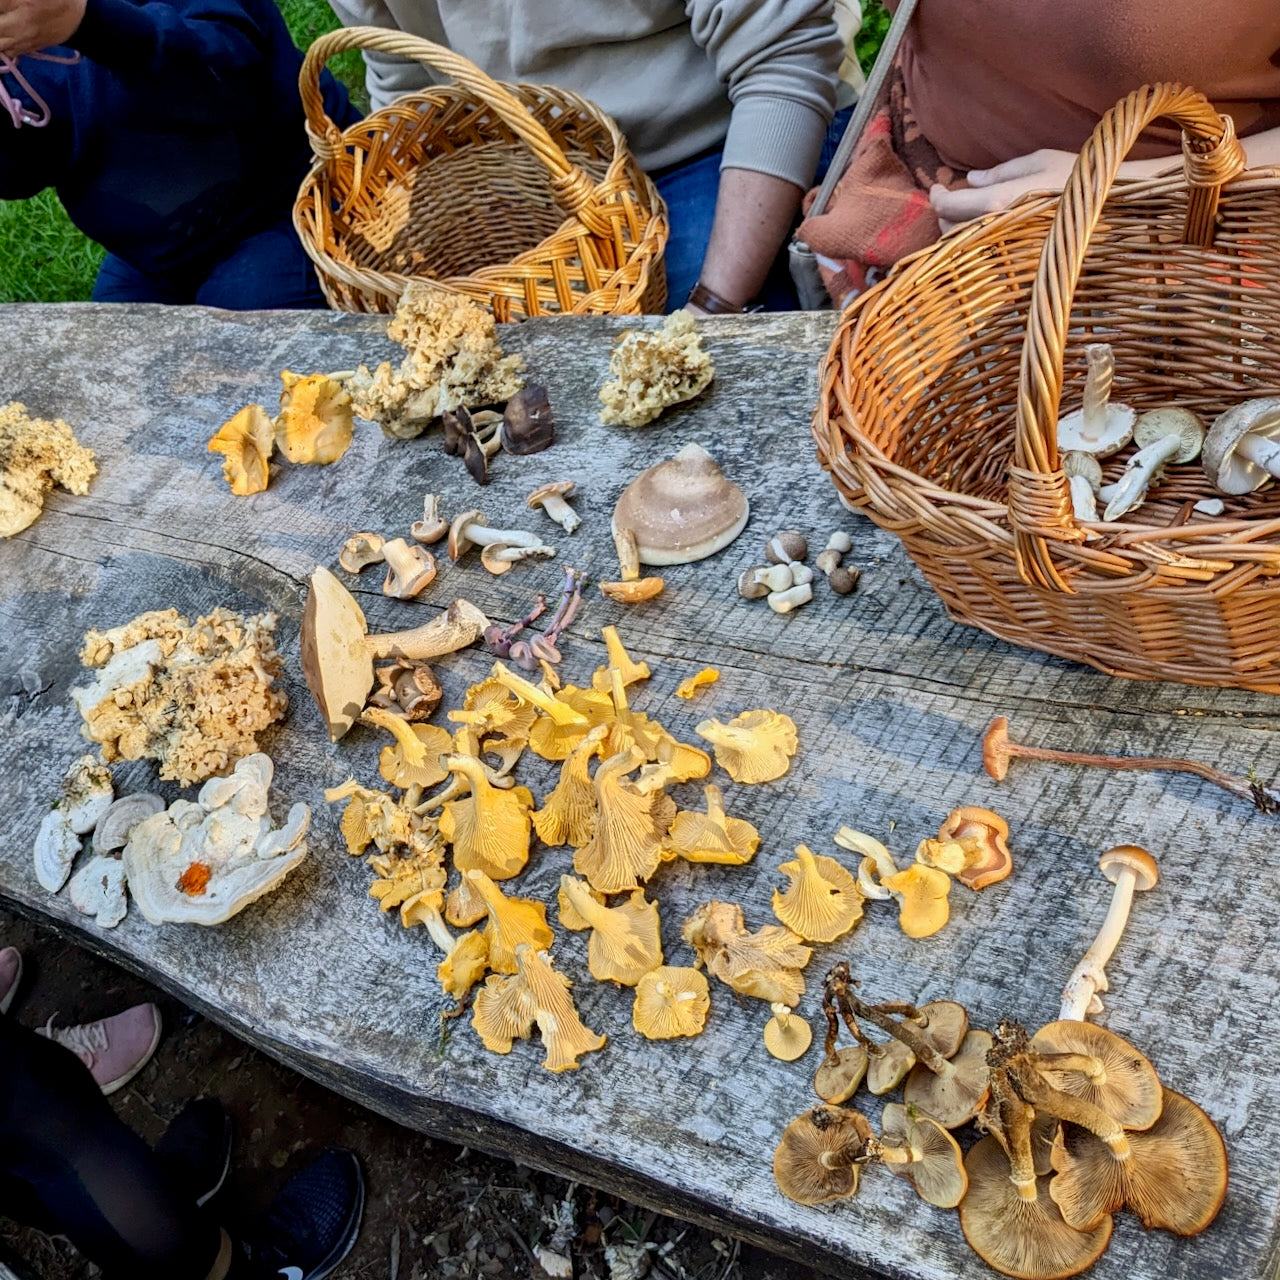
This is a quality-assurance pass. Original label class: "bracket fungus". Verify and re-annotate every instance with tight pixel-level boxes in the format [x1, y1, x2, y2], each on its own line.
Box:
[682, 900, 811, 1005]
[1101, 408, 1203, 521]
[612, 444, 748, 566]
[598, 311, 715, 427]
[772, 1105, 873, 1206]
[665, 785, 759, 865]
[764, 1003, 813, 1061]
[276, 371, 354, 465]
[58, 755, 115, 835]
[472, 945, 605, 1072]
[301, 566, 488, 740]
[695, 709, 797, 784]
[559, 875, 663, 986]
[68, 854, 129, 929]
[1202, 396, 1280, 495]
[875, 1103, 968, 1209]
[1059, 846, 1158, 1021]
[771, 845, 864, 942]
[0, 401, 97, 536]
[34, 808, 83, 894]
[208, 404, 274, 496]
[1056, 344, 1134, 462]
[73, 607, 287, 787]
[122, 753, 309, 925]
[632, 966, 710, 1040]
[93, 793, 164, 854]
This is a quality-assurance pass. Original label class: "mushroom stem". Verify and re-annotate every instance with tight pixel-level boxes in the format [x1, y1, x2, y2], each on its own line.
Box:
[845, 989, 952, 1077]
[1080, 344, 1115, 443]
[483, 595, 548, 657]
[1067, 473, 1101, 522]
[1005, 1053, 1131, 1160]
[367, 601, 490, 661]
[1102, 433, 1182, 521]
[421, 909, 456, 956]
[1030, 1051, 1106, 1081]
[491, 663, 589, 727]
[984, 716, 1280, 813]
[458, 520, 544, 550]
[989, 1068, 1039, 1201]
[541, 494, 580, 533]
[543, 569, 585, 645]
[1235, 430, 1280, 477]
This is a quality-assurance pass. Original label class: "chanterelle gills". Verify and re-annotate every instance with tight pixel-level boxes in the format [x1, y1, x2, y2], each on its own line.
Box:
[771, 844, 864, 942]
[695, 709, 797, 784]
[275, 371, 354, 465]
[559, 875, 662, 986]
[682, 900, 811, 1005]
[208, 404, 274, 496]
[631, 967, 710, 1040]
[0, 400, 96, 537]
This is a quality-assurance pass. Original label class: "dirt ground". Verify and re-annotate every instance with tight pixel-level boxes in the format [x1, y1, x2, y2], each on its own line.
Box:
[0, 907, 844, 1280]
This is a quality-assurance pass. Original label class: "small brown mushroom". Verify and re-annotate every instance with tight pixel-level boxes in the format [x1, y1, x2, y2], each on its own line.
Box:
[381, 538, 437, 598]
[338, 532, 386, 574]
[815, 532, 852, 576]
[814, 1047, 868, 1104]
[528, 481, 580, 534]
[369, 659, 442, 722]
[1028, 1021, 1162, 1131]
[737, 567, 771, 600]
[501, 385, 555, 454]
[765, 531, 808, 565]
[773, 1105, 873, 1206]
[876, 1103, 968, 1209]
[480, 541, 556, 575]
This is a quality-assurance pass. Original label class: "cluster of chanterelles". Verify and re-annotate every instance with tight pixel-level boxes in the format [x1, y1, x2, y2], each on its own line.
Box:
[775, 955, 1227, 1280]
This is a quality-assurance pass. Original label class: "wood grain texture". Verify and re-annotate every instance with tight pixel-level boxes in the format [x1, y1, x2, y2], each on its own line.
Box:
[2, 304, 1278, 1280]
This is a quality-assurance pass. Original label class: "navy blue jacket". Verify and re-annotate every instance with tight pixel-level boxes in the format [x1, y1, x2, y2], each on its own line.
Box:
[0, 0, 360, 274]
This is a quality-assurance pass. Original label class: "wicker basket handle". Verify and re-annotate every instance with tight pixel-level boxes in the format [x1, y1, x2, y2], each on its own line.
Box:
[299, 27, 613, 239]
[1010, 82, 1247, 592]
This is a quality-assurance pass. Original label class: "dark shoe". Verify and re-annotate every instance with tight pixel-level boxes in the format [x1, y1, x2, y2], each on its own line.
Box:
[245, 1148, 364, 1280]
[156, 1098, 233, 1208]
[0, 947, 22, 1014]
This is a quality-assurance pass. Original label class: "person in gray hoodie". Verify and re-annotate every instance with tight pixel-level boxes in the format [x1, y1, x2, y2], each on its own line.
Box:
[325, 0, 844, 312]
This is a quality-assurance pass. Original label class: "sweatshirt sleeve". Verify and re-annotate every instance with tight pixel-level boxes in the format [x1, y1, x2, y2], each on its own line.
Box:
[324, 0, 438, 112]
[69, 0, 270, 123]
[686, 0, 843, 188]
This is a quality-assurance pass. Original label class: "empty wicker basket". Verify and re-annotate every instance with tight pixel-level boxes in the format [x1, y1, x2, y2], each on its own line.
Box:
[814, 83, 1280, 694]
[294, 28, 667, 318]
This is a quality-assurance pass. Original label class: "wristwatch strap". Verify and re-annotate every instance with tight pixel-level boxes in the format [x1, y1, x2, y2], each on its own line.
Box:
[687, 281, 748, 314]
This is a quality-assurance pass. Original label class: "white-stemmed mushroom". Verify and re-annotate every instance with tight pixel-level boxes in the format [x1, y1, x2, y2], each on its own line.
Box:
[411, 495, 448, 545]
[338, 532, 386, 573]
[833, 827, 898, 900]
[1202, 397, 1280, 495]
[527, 482, 580, 534]
[1059, 845, 1159, 1021]
[1101, 408, 1204, 521]
[768, 583, 813, 614]
[479, 541, 557, 575]
[447, 510, 548, 562]
[1062, 452, 1102, 523]
[381, 538, 437, 599]
[1057, 344, 1135, 463]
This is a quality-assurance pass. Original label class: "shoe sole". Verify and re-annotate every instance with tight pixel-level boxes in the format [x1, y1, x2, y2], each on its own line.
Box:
[0, 952, 22, 1016]
[197, 1111, 234, 1208]
[306, 1158, 365, 1280]
[99, 1006, 162, 1097]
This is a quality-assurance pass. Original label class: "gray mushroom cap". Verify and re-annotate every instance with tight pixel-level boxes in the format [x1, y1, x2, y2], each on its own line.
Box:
[93, 793, 166, 853]
[1133, 407, 1204, 461]
[1203, 397, 1280, 495]
[1061, 451, 1102, 489]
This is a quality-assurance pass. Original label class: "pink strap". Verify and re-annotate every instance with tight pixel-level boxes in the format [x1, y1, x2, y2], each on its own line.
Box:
[0, 49, 80, 130]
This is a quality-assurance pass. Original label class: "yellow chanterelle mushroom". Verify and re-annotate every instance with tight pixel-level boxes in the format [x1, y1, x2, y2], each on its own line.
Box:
[695, 709, 798, 784]
[208, 404, 274, 496]
[573, 748, 667, 892]
[276, 371, 354, 464]
[682, 900, 811, 1005]
[532, 724, 609, 848]
[632, 966, 710, 1040]
[664, 784, 759, 865]
[438, 753, 534, 881]
[772, 845, 864, 943]
[466, 869, 553, 974]
[361, 707, 452, 790]
[882, 863, 952, 938]
[559, 875, 663, 986]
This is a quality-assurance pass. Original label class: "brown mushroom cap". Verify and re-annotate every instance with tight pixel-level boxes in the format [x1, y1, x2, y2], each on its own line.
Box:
[915, 1000, 969, 1058]
[903, 1029, 993, 1129]
[814, 1046, 868, 1104]
[611, 443, 749, 566]
[937, 806, 1014, 891]
[959, 1136, 1112, 1280]
[1030, 1022, 1162, 1132]
[867, 1038, 916, 1095]
[982, 716, 1014, 780]
[448, 509, 486, 560]
[772, 1106, 873, 1206]
[1049, 1087, 1227, 1236]
[1098, 844, 1159, 892]
[301, 565, 373, 741]
[878, 1103, 968, 1209]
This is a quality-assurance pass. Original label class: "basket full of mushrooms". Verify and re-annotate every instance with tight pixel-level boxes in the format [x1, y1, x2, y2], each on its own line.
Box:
[813, 83, 1280, 693]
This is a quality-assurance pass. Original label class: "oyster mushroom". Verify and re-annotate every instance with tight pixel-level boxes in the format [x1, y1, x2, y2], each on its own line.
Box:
[338, 531, 386, 573]
[559, 875, 663, 986]
[772, 1105, 873, 1206]
[764, 1003, 813, 1061]
[93, 793, 165, 854]
[527, 481, 580, 534]
[1056, 343, 1135, 462]
[276, 371, 354, 464]
[68, 854, 129, 929]
[664, 784, 759, 865]
[381, 538, 437, 598]
[1102, 408, 1205, 521]
[300, 566, 488, 740]
[1202, 396, 1280, 495]
[682, 900, 811, 1006]
[771, 845, 864, 942]
[611, 444, 749, 566]
[208, 404, 274, 496]
[875, 1102, 968, 1209]
[632, 966, 710, 1040]
[695, 709, 797, 784]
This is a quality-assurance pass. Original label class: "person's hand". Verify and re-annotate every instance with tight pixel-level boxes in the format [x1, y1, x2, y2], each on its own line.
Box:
[0, 0, 86, 57]
[929, 149, 1079, 231]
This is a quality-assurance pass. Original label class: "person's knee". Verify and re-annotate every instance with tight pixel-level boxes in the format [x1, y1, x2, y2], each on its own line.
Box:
[197, 226, 329, 310]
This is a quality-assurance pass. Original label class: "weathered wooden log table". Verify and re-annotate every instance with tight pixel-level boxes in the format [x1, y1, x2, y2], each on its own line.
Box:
[1, 304, 1275, 1280]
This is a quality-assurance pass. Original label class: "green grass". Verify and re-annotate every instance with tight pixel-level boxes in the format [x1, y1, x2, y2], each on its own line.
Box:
[1, 5, 891, 304]
[0, 0, 364, 304]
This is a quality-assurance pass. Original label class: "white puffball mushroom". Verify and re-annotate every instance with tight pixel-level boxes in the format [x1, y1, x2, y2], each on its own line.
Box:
[1057, 343, 1135, 460]
[1202, 397, 1280, 495]
[1102, 408, 1204, 522]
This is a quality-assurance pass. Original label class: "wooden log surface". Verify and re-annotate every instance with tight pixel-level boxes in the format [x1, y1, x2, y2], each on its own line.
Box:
[1, 303, 1277, 1280]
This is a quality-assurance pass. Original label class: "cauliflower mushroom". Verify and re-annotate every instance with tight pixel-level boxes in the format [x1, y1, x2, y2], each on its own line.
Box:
[598, 312, 715, 428]
[695, 709, 797, 784]
[772, 1105, 873, 1206]
[664, 784, 759, 865]
[682, 900, 811, 1005]
[276, 371, 354, 465]
[0, 401, 97, 535]
[632, 966, 710, 1040]
[771, 844, 864, 942]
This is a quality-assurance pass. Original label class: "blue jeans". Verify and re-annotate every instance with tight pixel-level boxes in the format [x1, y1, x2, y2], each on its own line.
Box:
[653, 104, 854, 312]
[92, 216, 329, 310]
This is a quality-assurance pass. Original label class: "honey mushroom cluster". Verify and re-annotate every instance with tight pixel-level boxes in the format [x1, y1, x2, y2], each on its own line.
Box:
[318, 620, 802, 1071]
[737, 529, 858, 616]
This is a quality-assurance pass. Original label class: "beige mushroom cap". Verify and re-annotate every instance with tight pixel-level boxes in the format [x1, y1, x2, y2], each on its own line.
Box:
[773, 1106, 873, 1206]
[1029, 1021, 1163, 1131]
[276, 371, 354, 465]
[632, 966, 710, 1039]
[764, 1004, 813, 1061]
[448, 509, 486, 560]
[1048, 1086, 1228, 1236]
[814, 1046, 868, 1104]
[879, 1103, 968, 1209]
[611, 444, 749, 566]
[903, 1029, 993, 1129]
[867, 1039, 916, 1095]
[300, 565, 373, 741]
[959, 1136, 1113, 1280]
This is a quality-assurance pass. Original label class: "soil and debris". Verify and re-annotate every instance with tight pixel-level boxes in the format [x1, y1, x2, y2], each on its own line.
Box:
[0, 907, 849, 1280]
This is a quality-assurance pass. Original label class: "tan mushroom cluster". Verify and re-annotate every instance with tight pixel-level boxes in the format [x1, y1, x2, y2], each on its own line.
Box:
[737, 528, 859, 614]
[833, 806, 1012, 939]
[72, 607, 287, 786]
[598, 311, 714, 427]
[209, 371, 354, 495]
[0, 401, 96, 537]
[325, 623, 803, 1070]
[344, 282, 525, 440]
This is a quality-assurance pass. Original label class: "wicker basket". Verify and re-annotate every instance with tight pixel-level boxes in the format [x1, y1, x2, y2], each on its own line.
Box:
[813, 82, 1280, 694]
[294, 28, 667, 318]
